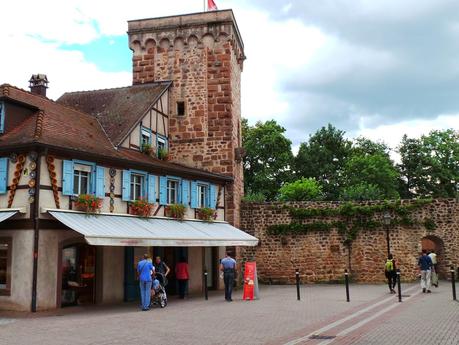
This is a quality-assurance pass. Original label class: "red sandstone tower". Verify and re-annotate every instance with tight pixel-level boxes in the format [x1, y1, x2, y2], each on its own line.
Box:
[128, 10, 245, 227]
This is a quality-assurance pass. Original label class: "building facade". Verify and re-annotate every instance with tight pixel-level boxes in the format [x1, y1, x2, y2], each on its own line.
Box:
[0, 10, 255, 312]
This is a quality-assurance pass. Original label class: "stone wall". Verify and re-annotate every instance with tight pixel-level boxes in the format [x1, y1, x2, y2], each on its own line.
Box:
[240, 199, 459, 283]
[128, 11, 245, 227]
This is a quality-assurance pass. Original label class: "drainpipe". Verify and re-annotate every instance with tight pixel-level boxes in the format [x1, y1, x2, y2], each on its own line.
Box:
[31, 149, 42, 312]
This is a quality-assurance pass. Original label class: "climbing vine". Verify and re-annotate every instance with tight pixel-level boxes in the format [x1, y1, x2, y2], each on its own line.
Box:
[267, 199, 435, 244]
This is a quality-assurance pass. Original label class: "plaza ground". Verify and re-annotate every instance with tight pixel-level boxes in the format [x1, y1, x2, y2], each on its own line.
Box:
[0, 282, 458, 345]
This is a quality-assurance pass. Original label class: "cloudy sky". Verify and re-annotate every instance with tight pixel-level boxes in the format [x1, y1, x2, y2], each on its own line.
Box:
[1, 0, 458, 151]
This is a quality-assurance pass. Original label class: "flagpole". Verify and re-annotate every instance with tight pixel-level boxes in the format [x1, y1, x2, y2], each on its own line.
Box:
[203, 0, 206, 11]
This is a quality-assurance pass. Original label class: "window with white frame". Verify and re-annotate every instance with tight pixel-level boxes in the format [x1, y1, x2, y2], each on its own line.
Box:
[197, 184, 208, 208]
[130, 173, 145, 200]
[157, 136, 167, 152]
[167, 179, 179, 204]
[141, 127, 151, 148]
[73, 164, 92, 195]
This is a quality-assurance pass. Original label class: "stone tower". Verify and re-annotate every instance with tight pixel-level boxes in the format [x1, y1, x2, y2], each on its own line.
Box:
[127, 10, 245, 227]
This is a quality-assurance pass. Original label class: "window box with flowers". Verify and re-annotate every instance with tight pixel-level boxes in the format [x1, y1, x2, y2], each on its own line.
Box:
[129, 198, 155, 217]
[196, 207, 217, 222]
[73, 194, 103, 214]
[164, 203, 186, 220]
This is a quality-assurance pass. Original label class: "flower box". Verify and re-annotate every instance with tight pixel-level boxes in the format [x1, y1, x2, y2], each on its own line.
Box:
[129, 199, 155, 217]
[196, 207, 217, 222]
[74, 194, 103, 214]
[164, 204, 186, 220]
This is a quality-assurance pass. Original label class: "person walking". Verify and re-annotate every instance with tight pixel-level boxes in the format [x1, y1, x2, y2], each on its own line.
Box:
[384, 254, 397, 294]
[175, 257, 189, 299]
[220, 252, 236, 302]
[418, 249, 433, 293]
[428, 250, 439, 288]
[137, 254, 154, 311]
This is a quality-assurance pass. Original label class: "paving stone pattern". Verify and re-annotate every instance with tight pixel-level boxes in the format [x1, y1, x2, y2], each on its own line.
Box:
[0, 283, 457, 345]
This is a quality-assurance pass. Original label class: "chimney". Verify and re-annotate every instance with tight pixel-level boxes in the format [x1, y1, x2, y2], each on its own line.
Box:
[29, 74, 49, 97]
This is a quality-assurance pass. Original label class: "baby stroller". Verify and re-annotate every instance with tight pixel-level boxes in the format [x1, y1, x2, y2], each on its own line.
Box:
[151, 272, 168, 308]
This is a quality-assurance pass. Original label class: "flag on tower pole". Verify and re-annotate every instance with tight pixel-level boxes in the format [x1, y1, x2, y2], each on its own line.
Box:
[207, 0, 218, 11]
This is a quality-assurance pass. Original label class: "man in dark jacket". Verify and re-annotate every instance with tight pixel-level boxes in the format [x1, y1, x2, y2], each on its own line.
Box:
[418, 249, 433, 293]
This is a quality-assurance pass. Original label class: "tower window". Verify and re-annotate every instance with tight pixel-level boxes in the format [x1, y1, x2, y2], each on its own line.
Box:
[177, 101, 185, 116]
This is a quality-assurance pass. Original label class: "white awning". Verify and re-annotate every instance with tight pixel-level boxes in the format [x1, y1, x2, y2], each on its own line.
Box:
[0, 211, 18, 223]
[49, 211, 258, 247]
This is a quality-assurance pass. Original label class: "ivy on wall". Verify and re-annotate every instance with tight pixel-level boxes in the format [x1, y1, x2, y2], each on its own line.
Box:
[267, 199, 435, 244]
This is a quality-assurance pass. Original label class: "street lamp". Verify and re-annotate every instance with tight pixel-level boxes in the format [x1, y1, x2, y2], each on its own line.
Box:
[383, 211, 391, 256]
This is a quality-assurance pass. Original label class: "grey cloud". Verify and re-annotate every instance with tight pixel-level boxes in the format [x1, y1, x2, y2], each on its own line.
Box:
[246, 1, 459, 144]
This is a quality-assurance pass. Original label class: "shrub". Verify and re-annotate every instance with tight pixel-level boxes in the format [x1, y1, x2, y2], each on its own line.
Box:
[339, 183, 384, 201]
[278, 178, 322, 201]
[242, 193, 266, 203]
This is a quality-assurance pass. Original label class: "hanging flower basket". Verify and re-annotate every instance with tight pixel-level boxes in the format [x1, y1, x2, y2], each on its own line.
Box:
[74, 194, 103, 214]
[164, 204, 186, 220]
[196, 207, 217, 222]
[130, 198, 155, 217]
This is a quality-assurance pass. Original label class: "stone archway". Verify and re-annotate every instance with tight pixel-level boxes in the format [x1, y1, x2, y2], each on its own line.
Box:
[421, 235, 446, 279]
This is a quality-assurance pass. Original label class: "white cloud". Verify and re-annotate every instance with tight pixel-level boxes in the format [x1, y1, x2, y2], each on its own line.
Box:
[353, 113, 459, 151]
[0, 34, 131, 99]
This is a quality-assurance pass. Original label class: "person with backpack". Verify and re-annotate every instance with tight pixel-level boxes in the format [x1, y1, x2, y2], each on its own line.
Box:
[384, 254, 397, 294]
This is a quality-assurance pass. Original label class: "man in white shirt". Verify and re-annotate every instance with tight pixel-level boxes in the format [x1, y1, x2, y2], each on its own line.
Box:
[429, 250, 438, 288]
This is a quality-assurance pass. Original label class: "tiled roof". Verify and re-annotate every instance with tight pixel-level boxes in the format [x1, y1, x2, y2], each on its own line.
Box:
[0, 84, 115, 156]
[57, 82, 171, 146]
[0, 83, 232, 182]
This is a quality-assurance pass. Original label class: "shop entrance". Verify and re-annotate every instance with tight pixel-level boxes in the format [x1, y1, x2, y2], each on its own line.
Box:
[154, 247, 188, 296]
[61, 244, 96, 307]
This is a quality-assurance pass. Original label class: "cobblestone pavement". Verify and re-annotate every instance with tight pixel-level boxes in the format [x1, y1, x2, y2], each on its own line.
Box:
[0, 282, 457, 345]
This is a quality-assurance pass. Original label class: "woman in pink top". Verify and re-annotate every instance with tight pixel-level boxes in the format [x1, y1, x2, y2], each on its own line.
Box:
[175, 257, 189, 299]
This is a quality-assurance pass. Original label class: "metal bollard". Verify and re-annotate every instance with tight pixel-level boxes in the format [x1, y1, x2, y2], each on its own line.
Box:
[396, 269, 402, 303]
[295, 269, 300, 301]
[344, 269, 350, 302]
[451, 267, 456, 301]
[204, 271, 208, 300]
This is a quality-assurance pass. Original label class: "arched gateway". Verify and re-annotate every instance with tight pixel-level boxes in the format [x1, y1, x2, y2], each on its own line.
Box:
[421, 235, 446, 279]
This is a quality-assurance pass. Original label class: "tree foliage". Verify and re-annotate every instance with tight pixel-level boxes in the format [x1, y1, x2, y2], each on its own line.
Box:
[398, 129, 459, 198]
[339, 183, 384, 201]
[279, 178, 323, 201]
[242, 119, 293, 200]
[294, 124, 352, 200]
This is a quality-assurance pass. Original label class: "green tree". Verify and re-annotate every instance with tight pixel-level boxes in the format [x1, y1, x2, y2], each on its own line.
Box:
[339, 182, 384, 201]
[242, 119, 294, 200]
[294, 124, 352, 200]
[279, 178, 323, 201]
[343, 153, 400, 199]
[398, 129, 459, 198]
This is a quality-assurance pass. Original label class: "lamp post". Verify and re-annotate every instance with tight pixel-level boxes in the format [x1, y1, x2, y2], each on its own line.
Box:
[383, 211, 391, 256]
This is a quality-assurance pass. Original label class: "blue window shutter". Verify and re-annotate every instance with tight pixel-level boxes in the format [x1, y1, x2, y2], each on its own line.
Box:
[95, 166, 105, 198]
[209, 184, 217, 209]
[148, 175, 156, 203]
[62, 160, 74, 196]
[122, 170, 131, 201]
[190, 181, 198, 208]
[0, 157, 8, 194]
[159, 176, 167, 205]
[181, 180, 189, 206]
